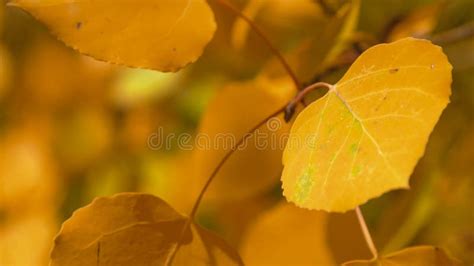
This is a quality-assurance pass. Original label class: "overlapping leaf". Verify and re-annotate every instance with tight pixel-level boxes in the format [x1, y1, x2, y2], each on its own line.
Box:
[282, 38, 452, 212]
[50, 193, 242, 266]
[9, 0, 216, 72]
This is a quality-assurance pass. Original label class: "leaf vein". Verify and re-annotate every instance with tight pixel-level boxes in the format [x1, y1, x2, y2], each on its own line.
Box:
[330, 88, 401, 182]
[346, 87, 439, 103]
[337, 65, 432, 88]
[319, 117, 356, 203]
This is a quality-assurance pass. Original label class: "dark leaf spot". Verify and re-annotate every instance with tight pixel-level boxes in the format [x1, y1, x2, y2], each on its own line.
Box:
[76, 22, 82, 29]
[389, 68, 399, 74]
[97, 241, 101, 266]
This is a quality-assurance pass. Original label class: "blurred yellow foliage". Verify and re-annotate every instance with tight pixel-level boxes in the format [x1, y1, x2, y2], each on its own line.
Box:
[0, 0, 473, 265]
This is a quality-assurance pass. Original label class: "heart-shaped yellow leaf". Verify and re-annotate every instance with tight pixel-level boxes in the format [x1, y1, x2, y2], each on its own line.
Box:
[9, 0, 216, 72]
[342, 246, 463, 266]
[282, 38, 452, 212]
[50, 193, 242, 266]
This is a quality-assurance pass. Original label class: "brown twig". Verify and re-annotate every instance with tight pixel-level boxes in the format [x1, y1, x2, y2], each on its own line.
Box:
[356, 206, 379, 259]
[189, 105, 286, 218]
[215, 0, 302, 90]
[166, 105, 287, 265]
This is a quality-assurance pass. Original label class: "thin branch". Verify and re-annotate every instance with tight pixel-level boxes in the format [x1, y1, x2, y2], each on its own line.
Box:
[431, 20, 474, 45]
[356, 206, 378, 259]
[215, 0, 302, 90]
[189, 105, 286, 218]
[166, 105, 287, 265]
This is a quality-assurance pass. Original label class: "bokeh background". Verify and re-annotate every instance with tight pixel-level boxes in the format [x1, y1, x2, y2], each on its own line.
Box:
[0, 0, 473, 265]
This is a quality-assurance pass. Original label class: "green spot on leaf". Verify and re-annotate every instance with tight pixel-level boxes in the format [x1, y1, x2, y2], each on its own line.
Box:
[350, 143, 358, 154]
[294, 166, 315, 204]
[352, 164, 361, 177]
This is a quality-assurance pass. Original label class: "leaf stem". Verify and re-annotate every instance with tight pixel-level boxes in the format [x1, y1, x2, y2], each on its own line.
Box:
[284, 81, 334, 121]
[166, 105, 286, 265]
[355, 206, 378, 259]
[215, 0, 301, 90]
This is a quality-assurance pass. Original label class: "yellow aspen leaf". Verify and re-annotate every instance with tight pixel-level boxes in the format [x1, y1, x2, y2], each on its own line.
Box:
[282, 38, 452, 212]
[240, 202, 336, 266]
[342, 246, 463, 266]
[50, 193, 242, 266]
[9, 0, 216, 72]
[194, 76, 295, 201]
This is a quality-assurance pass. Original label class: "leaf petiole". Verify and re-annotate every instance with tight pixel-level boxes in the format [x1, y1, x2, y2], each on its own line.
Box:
[356, 206, 379, 260]
[284, 81, 334, 122]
